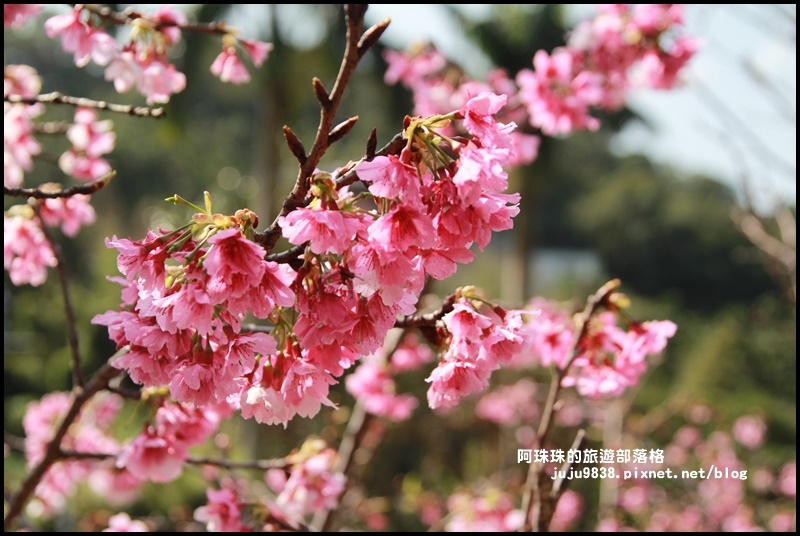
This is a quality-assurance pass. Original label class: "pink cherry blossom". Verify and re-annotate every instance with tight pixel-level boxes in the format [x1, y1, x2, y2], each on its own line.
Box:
[104, 49, 143, 94]
[4, 214, 57, 286]
[116, 428, 186, 483]
[732, 414, 767, 449]
[278, 206, 363, 255]
[194, 487, 245, 532]
[136, 58, 187, 105]
[444, 489, 525, 532]
[426, 359, 489, 411]
[151, 5, 187, 46]
[4, 104, 42, 188]
[271, 443, 346, 520]
[210, 48, 251, 85]
[390, 332, 435, 373]
[475, 378, 539, 426]
[4, 64, 42, 98]
[356, 151, 422, 200]
[45, 9, 117, 68]
[4, 4, 42, 28]
[240, 38, 273, 67]
[38, 194, 97, 237]
[345, 361, 418, 421]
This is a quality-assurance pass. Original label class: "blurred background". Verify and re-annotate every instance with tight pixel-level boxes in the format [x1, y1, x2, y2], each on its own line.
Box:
[4, 4, 796, 531]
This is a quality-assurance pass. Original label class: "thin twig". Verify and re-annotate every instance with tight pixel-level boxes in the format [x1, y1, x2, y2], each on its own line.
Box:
[34, 207, 83, 389]
[5, 93, 165, 118]
[5, 171, 115, 199]
[55, 450, 289, 470]
[255, 6, 386, 254]
[521, 280, 620, 532]
[83, 4, 232, 36]
[394, 294, 456, 328]
[3, 346, 129, 531]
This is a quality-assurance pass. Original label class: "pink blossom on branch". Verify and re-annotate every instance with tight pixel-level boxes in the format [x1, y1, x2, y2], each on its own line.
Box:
[38, 194, 97, 237]
[44, 8, 118, 68]
[4, 213, 57, 286]
[4, 4, 43, 28]
[210, 48, 252, 85]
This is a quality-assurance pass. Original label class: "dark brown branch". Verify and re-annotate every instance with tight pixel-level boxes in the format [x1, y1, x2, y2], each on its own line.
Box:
[547, 431, 586, 504]
[4, 93, 165, 118]
[266, 244, 305, 266]
[4, 347, 129, 531]
[83, 4, 231, 36]
[521, 280, 620, 532]
[394, 294, 457, 328]
[5, 171, 115, 199]
[55, 449, 289, 471]
[366, 128, 378, 160]
[255, 5, 383, 254]
[526, 430, 587, 533]
[35, 206, 83, 389]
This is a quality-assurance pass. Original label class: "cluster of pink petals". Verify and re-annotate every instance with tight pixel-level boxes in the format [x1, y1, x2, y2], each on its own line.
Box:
[194, 487, 246, 532]
[58, 107, 115, 181]
[345, 358, 418, 422]
[384, 4, 696, 148]
[518, 299, 676, 399]
[444, 488, 525, 532]
[19, 5, 273, 103]
[45, 8, 118, 68]
[382, 48, 540, 167]
[4, 213, 57, 286]
[93, 225, 298, 416]
[38, 194, 97, 237]
[475, 378, 539, 426]
[4, 4, 42, 28]
[210, 40, 273, 85]
[266, 442, 347, 522]
[102, 513, 149, 532]
[426, 299, 527, 410]
[116, 400, 229, 483]
[601, 417, 795, 532]
[4, 65, 44, 188]
[22, 392, 131, 516]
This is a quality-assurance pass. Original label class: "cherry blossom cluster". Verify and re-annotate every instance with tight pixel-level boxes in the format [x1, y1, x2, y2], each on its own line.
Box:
[21, 391, 129, 516]
[437, 485, 582, 532]
[598, 410, 796, 531]
[5, 66, 115, 185]
[4, 194, 96, 286]
[425, 293, 528, 411]
[5, 4, 274, 104]
[20, 390, 236, 514]
[383, 4, 696, 156]
[265, 439, 347, 524]
[513, 297, 677, 398]
[93, 92, 520, 432]
[92, 206, 296, 417]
